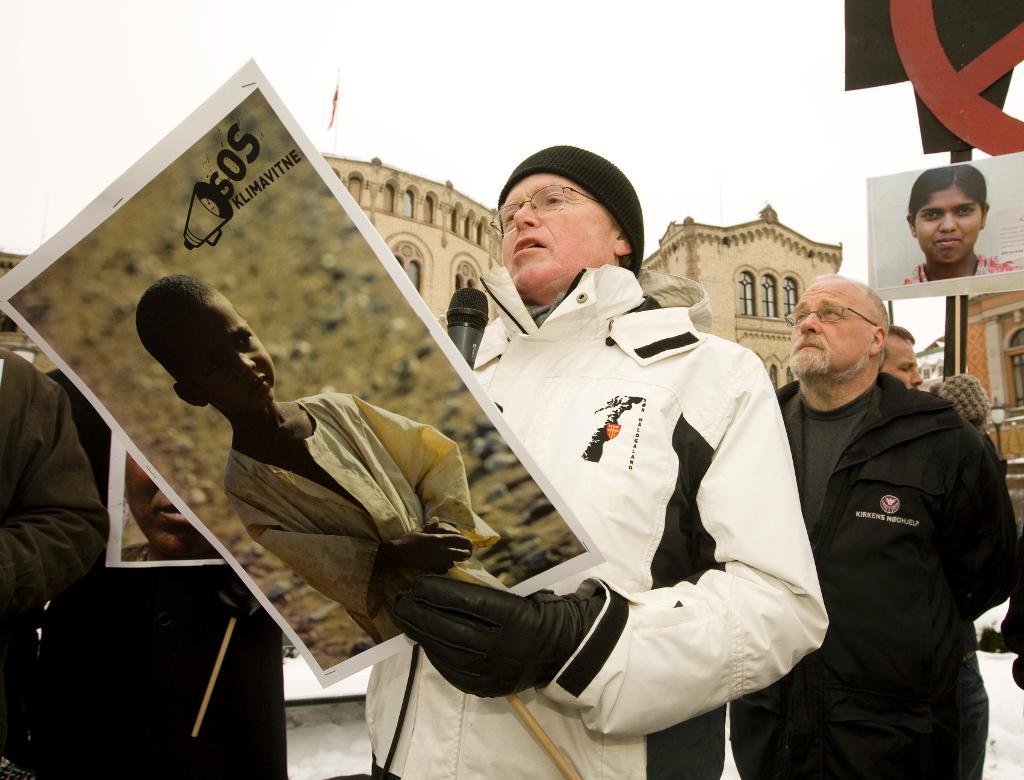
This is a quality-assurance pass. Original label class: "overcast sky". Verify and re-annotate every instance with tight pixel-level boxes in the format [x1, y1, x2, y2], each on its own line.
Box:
[2, 0, 1021, 346]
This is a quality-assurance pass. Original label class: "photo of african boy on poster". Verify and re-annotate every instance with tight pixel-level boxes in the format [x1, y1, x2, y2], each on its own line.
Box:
[0, 62, 598, 684]
[133, 272, 503, 643]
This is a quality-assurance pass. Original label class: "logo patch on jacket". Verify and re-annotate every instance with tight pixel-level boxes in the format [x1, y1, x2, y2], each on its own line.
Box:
[856, 494, 919, 528]
[582, 395, 646, 464]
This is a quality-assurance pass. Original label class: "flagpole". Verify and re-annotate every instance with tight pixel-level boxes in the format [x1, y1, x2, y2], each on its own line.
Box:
[331, 69, 340, 154]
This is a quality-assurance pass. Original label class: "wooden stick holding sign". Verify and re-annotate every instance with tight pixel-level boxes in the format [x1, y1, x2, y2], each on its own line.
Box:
[942, 149, 973, 380]
[191, 616, 237, 738]
[507, 693, 583, 780]
[943, 294, 968, 377]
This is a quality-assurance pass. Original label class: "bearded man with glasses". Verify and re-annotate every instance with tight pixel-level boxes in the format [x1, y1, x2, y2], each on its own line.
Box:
[730, 274, 1017, 779]
[371, 146, 830, 779]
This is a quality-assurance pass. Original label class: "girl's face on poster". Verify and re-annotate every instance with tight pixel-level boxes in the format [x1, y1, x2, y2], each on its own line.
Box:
[907, 185, 988, 268]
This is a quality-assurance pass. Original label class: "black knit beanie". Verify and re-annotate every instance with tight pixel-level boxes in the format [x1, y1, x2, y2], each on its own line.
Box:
[499, 146, 644, 273]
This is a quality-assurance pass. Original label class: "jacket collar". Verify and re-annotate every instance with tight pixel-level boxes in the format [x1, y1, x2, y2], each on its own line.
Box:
[476, 265, 712, 367]
[778, 373, 961, 467]
[778, 373, 953, 418]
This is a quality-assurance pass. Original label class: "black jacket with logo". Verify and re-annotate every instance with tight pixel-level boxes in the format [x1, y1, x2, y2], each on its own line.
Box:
[731, 373, 1017, 780]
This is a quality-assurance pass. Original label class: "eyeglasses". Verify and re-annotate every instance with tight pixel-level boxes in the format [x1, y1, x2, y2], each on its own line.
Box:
[490, 184, 597, 236]
[785, 305, 878, 328]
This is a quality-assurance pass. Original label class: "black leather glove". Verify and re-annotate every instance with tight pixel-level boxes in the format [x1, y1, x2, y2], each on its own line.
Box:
[392, 575, 604, 697]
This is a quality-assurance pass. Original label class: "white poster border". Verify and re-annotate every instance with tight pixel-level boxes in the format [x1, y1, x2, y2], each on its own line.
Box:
[0, 60, 602, 686]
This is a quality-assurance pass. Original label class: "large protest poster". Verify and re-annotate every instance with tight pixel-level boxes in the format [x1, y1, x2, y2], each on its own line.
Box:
[0, 61, 600, 684]
[868, 151, 1024, 300]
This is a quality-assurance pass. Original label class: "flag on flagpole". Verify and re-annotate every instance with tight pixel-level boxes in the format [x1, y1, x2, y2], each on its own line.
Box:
[327, 72, 339, 130]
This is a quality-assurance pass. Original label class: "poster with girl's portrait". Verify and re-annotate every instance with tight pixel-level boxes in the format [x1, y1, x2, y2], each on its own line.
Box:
[868, 152, 1024, 300]
[0, 61, 600, 685]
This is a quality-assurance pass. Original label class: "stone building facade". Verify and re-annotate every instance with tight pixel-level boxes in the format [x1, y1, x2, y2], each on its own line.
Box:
[967, 291, 1024, 408]
[643, 204, 842, 388]
[916, 340, 946, 387]
[324, 154, 501, 319]
[0, 249, 42, 361]
[965, 292, 1024, 467]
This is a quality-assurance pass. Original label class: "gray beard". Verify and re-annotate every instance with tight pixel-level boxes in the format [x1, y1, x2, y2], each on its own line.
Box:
[790, 342, 871, 389]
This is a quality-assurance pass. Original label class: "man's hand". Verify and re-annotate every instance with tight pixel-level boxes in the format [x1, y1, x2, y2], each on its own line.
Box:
[393, 575, 605, 697]
[381, 519, 472, 573]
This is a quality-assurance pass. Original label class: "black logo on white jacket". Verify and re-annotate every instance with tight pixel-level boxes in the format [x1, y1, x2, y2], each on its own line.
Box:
[582, 395, 646, 464]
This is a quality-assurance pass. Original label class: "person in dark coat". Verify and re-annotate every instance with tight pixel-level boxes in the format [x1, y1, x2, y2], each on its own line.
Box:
[730, 276, 1018, 779]
[0, 350, 108, 760]
[1002, 538, 1024, 693]
[891, 355, 1000, 780]
[930, 373, 1007, 780]
[31, 372, 287, 780]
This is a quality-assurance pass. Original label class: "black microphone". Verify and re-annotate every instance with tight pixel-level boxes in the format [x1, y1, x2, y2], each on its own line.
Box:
[447, 288, 489, 367]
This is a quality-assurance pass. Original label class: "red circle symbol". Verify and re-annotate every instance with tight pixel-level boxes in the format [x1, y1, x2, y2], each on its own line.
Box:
[891, 0, 1024, 155]
[880, 495, 901, 514]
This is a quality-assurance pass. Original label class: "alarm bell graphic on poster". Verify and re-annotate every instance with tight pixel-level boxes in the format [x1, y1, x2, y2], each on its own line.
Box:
[183, 180, 233, 250]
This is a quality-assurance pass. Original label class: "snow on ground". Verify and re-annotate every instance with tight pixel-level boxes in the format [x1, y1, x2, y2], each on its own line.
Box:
[981, 651, 1024, 780]
[972, 603, 1024, 779]
[287, 715, 371, 780]
[284, 652, 1024, 779]
[977, 603, 1011, 635]
[285, 657, 372, 780]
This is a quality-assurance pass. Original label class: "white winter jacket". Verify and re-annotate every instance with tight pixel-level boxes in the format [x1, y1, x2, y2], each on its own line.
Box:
[366, 264, 827, 779]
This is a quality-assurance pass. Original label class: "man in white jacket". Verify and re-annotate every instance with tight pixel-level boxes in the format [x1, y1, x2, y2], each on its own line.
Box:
[373, 145, 827, 779]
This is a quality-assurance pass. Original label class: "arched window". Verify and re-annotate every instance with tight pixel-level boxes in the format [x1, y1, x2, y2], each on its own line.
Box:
[476, 220, 485, 245]
[455, 261, 479, 290]
[423, 196, 435, 224]
[738, 272, 755, 316]
[783, 277, 798, 316]
[347, 175, 363, 204]
[1010, 329, 1024, 404]
[450, 206, 459, 232]
[382, 183, 396, 213]
[769, 364, 779, 387]
[761, 275, 778, 318]
[786, 367, 794, 384]
[463, 215, 472, 238]
[1012, 353, 1024, 404]
[402, 189, 414, 219]
[393, 242, 424, 292]
[406, 259, 421, 291]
